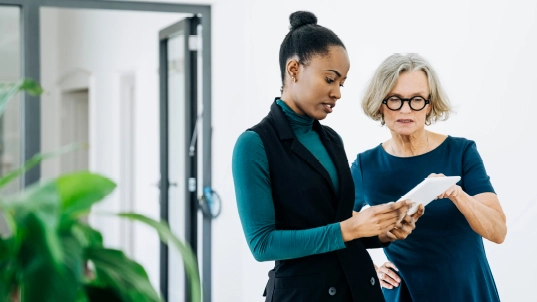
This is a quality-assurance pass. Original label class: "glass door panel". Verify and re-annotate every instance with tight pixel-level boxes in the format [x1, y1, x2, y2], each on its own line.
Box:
[0, 6, 22, 195]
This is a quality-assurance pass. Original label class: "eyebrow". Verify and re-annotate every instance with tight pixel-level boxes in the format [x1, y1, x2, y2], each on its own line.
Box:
[389, 92, 429, 98]
[327, 69, 346, 79]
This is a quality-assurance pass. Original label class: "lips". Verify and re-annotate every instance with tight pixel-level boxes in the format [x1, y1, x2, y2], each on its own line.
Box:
[396, 119, 414, 123]
[322, 103, 335, 113]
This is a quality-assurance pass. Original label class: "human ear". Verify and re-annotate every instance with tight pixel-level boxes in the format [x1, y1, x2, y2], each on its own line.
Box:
[286, 59, 299, 81]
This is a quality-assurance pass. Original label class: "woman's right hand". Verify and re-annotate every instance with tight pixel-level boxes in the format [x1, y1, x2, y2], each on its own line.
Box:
[376, 261, 401, 289]
[341, 200, 411, 241]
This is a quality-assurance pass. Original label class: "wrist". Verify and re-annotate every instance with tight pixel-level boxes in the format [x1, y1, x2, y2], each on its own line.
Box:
[340, 219, 355, 242]
[450, 186, 467, 204]
[379, 232, 395, 243]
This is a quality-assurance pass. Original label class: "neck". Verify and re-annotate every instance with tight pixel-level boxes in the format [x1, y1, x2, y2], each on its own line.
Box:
[280, 91, 302, 115]
[390, 130, 429, 157]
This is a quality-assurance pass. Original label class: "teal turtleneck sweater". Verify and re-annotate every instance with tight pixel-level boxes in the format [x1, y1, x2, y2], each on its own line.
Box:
[232, 99, 346, 261]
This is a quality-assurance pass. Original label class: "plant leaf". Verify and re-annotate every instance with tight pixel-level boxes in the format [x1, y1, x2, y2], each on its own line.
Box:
[117, 213, 201, 302]
[0, 238, 16, 301]
[0, 180, 69, 302]
[0, 83, 21, 117]
[57, 172, 116, 229]
[86, 247, 162, 302]
[0, 79, 42, 118]
[60, 233, 85, 289]
[2, 181, 63, 264]
[0, 142, 85, 190]
[18, 79, 44, 96]
[19, 214, 79, 302]
[71, 222, 104, 249]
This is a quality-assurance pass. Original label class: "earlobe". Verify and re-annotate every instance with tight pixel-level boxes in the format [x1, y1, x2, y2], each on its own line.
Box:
[286, 59, 299, 82]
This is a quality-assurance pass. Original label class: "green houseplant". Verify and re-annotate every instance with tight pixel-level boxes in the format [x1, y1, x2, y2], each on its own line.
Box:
[0, 80, 201, 302]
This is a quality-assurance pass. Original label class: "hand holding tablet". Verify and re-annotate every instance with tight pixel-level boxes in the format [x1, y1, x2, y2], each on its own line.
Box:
[398, 176, 461, 215]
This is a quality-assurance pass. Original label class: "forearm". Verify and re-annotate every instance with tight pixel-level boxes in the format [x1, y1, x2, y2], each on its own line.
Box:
[244, 222, 346, 261]
[451, 192, 507, 243]
[233, 131, 346, 262]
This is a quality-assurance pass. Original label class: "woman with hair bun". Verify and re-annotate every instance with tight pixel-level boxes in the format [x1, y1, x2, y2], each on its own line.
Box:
[232, 11, 422, 301]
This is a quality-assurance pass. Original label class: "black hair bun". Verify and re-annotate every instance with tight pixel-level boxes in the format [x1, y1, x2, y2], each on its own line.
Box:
[289, 11, 317, 30]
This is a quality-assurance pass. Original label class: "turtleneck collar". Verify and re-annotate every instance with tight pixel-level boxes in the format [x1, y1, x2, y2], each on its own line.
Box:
[276, 98, 314, 133]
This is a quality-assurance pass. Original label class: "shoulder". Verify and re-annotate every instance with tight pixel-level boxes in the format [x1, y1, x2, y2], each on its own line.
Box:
[235, 130, 262, 143]
[354, 144, 383, 162]
[233, 131, 265, 158]
[444, 135, 477, 152]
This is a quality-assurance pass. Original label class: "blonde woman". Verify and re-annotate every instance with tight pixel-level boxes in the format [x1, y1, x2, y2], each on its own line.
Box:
[351, 53, 506, 301]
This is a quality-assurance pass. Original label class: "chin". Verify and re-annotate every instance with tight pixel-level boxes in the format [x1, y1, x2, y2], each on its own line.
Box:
[394, 129, 420, 136]
[314, 113, 328, 121]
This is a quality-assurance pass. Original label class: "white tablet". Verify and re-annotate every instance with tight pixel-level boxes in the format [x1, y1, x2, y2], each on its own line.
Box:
[398, 176, 461, 215]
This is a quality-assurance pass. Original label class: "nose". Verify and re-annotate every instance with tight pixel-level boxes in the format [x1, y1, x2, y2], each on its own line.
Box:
[400, 100, 412, 112]
[331, 86, 342, 101]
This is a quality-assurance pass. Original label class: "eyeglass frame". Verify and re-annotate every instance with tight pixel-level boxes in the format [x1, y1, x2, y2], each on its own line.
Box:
[382, 95, 431, 111]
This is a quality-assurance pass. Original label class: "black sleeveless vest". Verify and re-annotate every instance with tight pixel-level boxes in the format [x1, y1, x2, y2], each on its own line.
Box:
[250, 101, 385, 302]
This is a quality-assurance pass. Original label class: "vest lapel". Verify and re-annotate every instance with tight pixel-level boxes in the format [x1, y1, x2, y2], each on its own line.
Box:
[270, 101, 337, 196]
[289, 139, 336, 194]
[314, 121, 354, 221]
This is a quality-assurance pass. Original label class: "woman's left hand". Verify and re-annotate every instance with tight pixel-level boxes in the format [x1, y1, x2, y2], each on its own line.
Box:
[427, 173, 507, 244]
[390, 204, 424, 240]
[376, 261, 401, 289]
[380, 204, 424, 242]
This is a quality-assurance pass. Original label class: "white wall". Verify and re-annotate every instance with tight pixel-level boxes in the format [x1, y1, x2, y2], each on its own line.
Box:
[41, 0, 537, 301]
[213, 1, 537, 301]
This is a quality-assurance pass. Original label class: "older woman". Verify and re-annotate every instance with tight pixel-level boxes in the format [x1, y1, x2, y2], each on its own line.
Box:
[351, 53, 507, 301]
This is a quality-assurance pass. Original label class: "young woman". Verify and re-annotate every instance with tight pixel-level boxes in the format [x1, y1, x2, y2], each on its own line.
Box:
[232, 11, 421, 302]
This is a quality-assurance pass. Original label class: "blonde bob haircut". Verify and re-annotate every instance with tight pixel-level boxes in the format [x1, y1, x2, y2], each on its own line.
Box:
[362, 53, 452, 125]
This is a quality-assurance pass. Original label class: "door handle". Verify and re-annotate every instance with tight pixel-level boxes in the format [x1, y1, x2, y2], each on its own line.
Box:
[198, 186, 221, 219]
[153, 180, 177, 189]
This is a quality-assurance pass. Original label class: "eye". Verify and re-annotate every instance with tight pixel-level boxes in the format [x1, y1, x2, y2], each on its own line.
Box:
[339, 83, 345, 88]
[326, 77, 335, 84]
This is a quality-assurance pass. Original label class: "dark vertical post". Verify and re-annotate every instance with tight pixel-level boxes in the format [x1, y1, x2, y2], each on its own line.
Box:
[201, 7, 212, 302]
[183, 17, 193, 302]
[158, 37, 169, 301]
[22, 2, 41, 187]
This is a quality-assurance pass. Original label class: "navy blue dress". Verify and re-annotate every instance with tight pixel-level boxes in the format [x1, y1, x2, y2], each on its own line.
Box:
[351, 136, 500, 302]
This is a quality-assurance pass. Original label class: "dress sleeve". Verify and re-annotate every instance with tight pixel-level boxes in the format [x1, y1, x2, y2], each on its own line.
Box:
[350, 154, 367, 212]
[232, 131, 346, 262]
[349, 154, 385, 248]
[461, 140, 496, 196]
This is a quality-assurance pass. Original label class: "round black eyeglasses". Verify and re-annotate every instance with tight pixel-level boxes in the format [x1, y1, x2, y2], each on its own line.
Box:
[382, 96, 430, 111]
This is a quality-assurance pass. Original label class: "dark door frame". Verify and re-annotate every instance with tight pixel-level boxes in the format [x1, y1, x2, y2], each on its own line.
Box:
[0, 1, 213, 301]
[159, 16, 201, 302]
